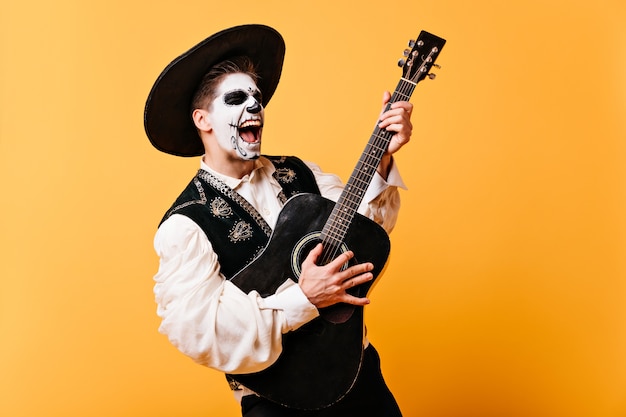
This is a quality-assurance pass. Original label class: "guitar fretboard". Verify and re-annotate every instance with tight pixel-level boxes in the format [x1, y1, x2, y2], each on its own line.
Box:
[319, 79, 416, 263]
[316, 30, 445, 265]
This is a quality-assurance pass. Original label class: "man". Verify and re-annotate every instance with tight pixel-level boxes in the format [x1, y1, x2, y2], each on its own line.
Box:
[145, 24, 413, 416]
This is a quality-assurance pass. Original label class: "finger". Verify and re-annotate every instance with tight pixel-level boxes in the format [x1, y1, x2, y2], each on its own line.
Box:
[328, 250, 354, 270]
[381, 101, 412, 117]
[340, 262, 374, 289]
[379, 116, 409, 131]
[303, 243, 323, 266]
[341, 294, 371, 306]
[381, 91, 391, 106]
[343, 272, 373, 289]
[341, 262, 374, 283]
[379, 110, 411, 130]
[379, 121, 412, 139]
[390, 101, 413, 114]
[378, 91, 392, 119]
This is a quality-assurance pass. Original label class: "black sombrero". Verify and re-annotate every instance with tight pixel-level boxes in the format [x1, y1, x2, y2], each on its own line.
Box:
[144, 24, 285, 157]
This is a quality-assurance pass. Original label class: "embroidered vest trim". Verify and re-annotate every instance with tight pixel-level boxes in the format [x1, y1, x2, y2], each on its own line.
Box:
[159, 156, 321, 278]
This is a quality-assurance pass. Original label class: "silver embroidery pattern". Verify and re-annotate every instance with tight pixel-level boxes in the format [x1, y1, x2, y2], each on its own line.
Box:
[197, 169, 272, 237]
[240, 245, 267, 271]
[229, 220, 253, 243]
[275, 167, 296, 183]
[210, 197, 233, 218]
[165, 177, 207, 219]
[251, 245, 265, 262]
[277, 190, 288, 205]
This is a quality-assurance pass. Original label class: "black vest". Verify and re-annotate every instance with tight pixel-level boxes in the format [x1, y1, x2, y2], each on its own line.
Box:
[160, 156, 321, 278]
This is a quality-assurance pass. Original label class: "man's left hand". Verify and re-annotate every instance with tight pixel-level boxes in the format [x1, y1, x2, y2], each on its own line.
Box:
[376, 91, 413, 178]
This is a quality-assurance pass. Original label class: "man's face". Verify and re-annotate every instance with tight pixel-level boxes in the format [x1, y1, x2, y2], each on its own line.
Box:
[207, 73, 264, 161]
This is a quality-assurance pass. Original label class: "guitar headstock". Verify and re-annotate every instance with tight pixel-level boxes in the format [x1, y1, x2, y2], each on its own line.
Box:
[399, 31, 446, 84]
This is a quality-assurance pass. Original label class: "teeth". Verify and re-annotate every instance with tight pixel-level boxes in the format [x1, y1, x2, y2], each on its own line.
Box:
[239, 119, 262, 129]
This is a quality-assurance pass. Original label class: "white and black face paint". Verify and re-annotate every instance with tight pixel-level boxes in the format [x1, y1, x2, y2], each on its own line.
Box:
[208, 73, 264, 160]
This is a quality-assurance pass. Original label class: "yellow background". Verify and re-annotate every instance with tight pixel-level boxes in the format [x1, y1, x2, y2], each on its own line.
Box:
[1, 0, 625, 416]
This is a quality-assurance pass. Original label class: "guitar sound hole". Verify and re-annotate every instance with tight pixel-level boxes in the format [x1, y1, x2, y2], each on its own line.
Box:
[290, 232, 357, 324]
[291, 232, 350, 281]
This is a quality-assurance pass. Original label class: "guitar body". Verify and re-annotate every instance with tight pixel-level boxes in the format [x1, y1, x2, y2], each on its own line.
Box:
[228, 193, 390, 409]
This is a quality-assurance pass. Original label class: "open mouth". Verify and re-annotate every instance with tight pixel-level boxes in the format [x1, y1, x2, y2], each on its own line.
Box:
[238, 119, 263, 144]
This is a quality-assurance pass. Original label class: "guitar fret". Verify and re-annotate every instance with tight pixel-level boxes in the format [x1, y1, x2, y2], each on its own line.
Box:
[325, 226, 350, 242]
[325, 222, 350, 235]
[394, 88, 413, 100]
[366, 140, 387, 152]
[322, 226, 349, 244]
[327, 205, 357, 223]
[333, 205, 358, 219]
[339, 194, 361, 207]
[343, 190, 367, 206]
[349, 172, 373, 184]
[343, 185, 366, 198]
[358, 160, 380, 173]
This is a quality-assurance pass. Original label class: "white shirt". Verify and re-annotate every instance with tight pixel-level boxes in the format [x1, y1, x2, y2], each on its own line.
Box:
[153, 156, 405, 377]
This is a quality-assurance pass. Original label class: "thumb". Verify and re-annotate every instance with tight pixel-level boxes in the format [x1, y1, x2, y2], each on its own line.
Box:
[381, 91, 391, 106]
[379, 91, 392, 118]
[303, 243, 323, 266]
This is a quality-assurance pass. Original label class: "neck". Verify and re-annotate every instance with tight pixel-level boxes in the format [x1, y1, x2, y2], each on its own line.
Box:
[202, 153, 256, 179]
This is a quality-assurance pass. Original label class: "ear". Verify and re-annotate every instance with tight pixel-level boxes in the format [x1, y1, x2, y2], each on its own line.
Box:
[192, 108, 212, 132]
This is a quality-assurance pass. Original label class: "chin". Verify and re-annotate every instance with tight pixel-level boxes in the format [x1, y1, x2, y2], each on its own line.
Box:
[238, 144, 261, 160]
[235, 151, 260, 161]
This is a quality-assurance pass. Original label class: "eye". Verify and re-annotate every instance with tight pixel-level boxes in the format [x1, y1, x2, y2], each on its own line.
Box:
[252, 90, 263, 103]
[223, 90, 248, 106]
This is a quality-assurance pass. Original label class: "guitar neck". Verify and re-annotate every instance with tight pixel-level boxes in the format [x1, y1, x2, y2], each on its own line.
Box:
[319, 80, 416, 257]
[318, 30, 446, 261]
[350, 78, 418, 195]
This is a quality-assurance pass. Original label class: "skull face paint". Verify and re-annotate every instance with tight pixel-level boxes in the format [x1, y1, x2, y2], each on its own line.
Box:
[208, 73, 264, 160]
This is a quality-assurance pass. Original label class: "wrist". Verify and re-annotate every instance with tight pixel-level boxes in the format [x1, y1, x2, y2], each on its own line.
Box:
[377, 154, 392, 179]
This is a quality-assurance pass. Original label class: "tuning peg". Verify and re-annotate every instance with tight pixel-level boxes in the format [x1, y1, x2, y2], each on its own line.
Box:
[397, 59, 405, 67]
[433, 63, 442, 69]
[403, 49, 411, 57]
[427, 73, 437, 80]
[408, 39, 415, 48]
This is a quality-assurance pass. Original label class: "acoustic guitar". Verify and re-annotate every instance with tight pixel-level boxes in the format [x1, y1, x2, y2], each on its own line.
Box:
[228, 30, 446, 410]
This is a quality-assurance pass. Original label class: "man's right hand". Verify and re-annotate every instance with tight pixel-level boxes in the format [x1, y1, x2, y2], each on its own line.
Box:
[297, 243, 373, 309]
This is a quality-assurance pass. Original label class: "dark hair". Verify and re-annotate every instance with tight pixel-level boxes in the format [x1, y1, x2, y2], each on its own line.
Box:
[191, 56, 259, 112]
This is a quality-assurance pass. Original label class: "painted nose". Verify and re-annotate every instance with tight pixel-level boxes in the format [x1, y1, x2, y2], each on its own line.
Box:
[247, 101, 262, 114]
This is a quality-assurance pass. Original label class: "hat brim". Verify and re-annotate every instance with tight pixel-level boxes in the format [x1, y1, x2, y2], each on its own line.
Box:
[144, 24, 285, 157]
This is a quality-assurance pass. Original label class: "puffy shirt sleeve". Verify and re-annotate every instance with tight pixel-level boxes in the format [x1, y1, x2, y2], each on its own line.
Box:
[153, 214, 319, 374]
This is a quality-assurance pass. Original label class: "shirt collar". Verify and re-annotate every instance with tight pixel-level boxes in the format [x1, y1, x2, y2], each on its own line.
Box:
[200, 156, 276, 190]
